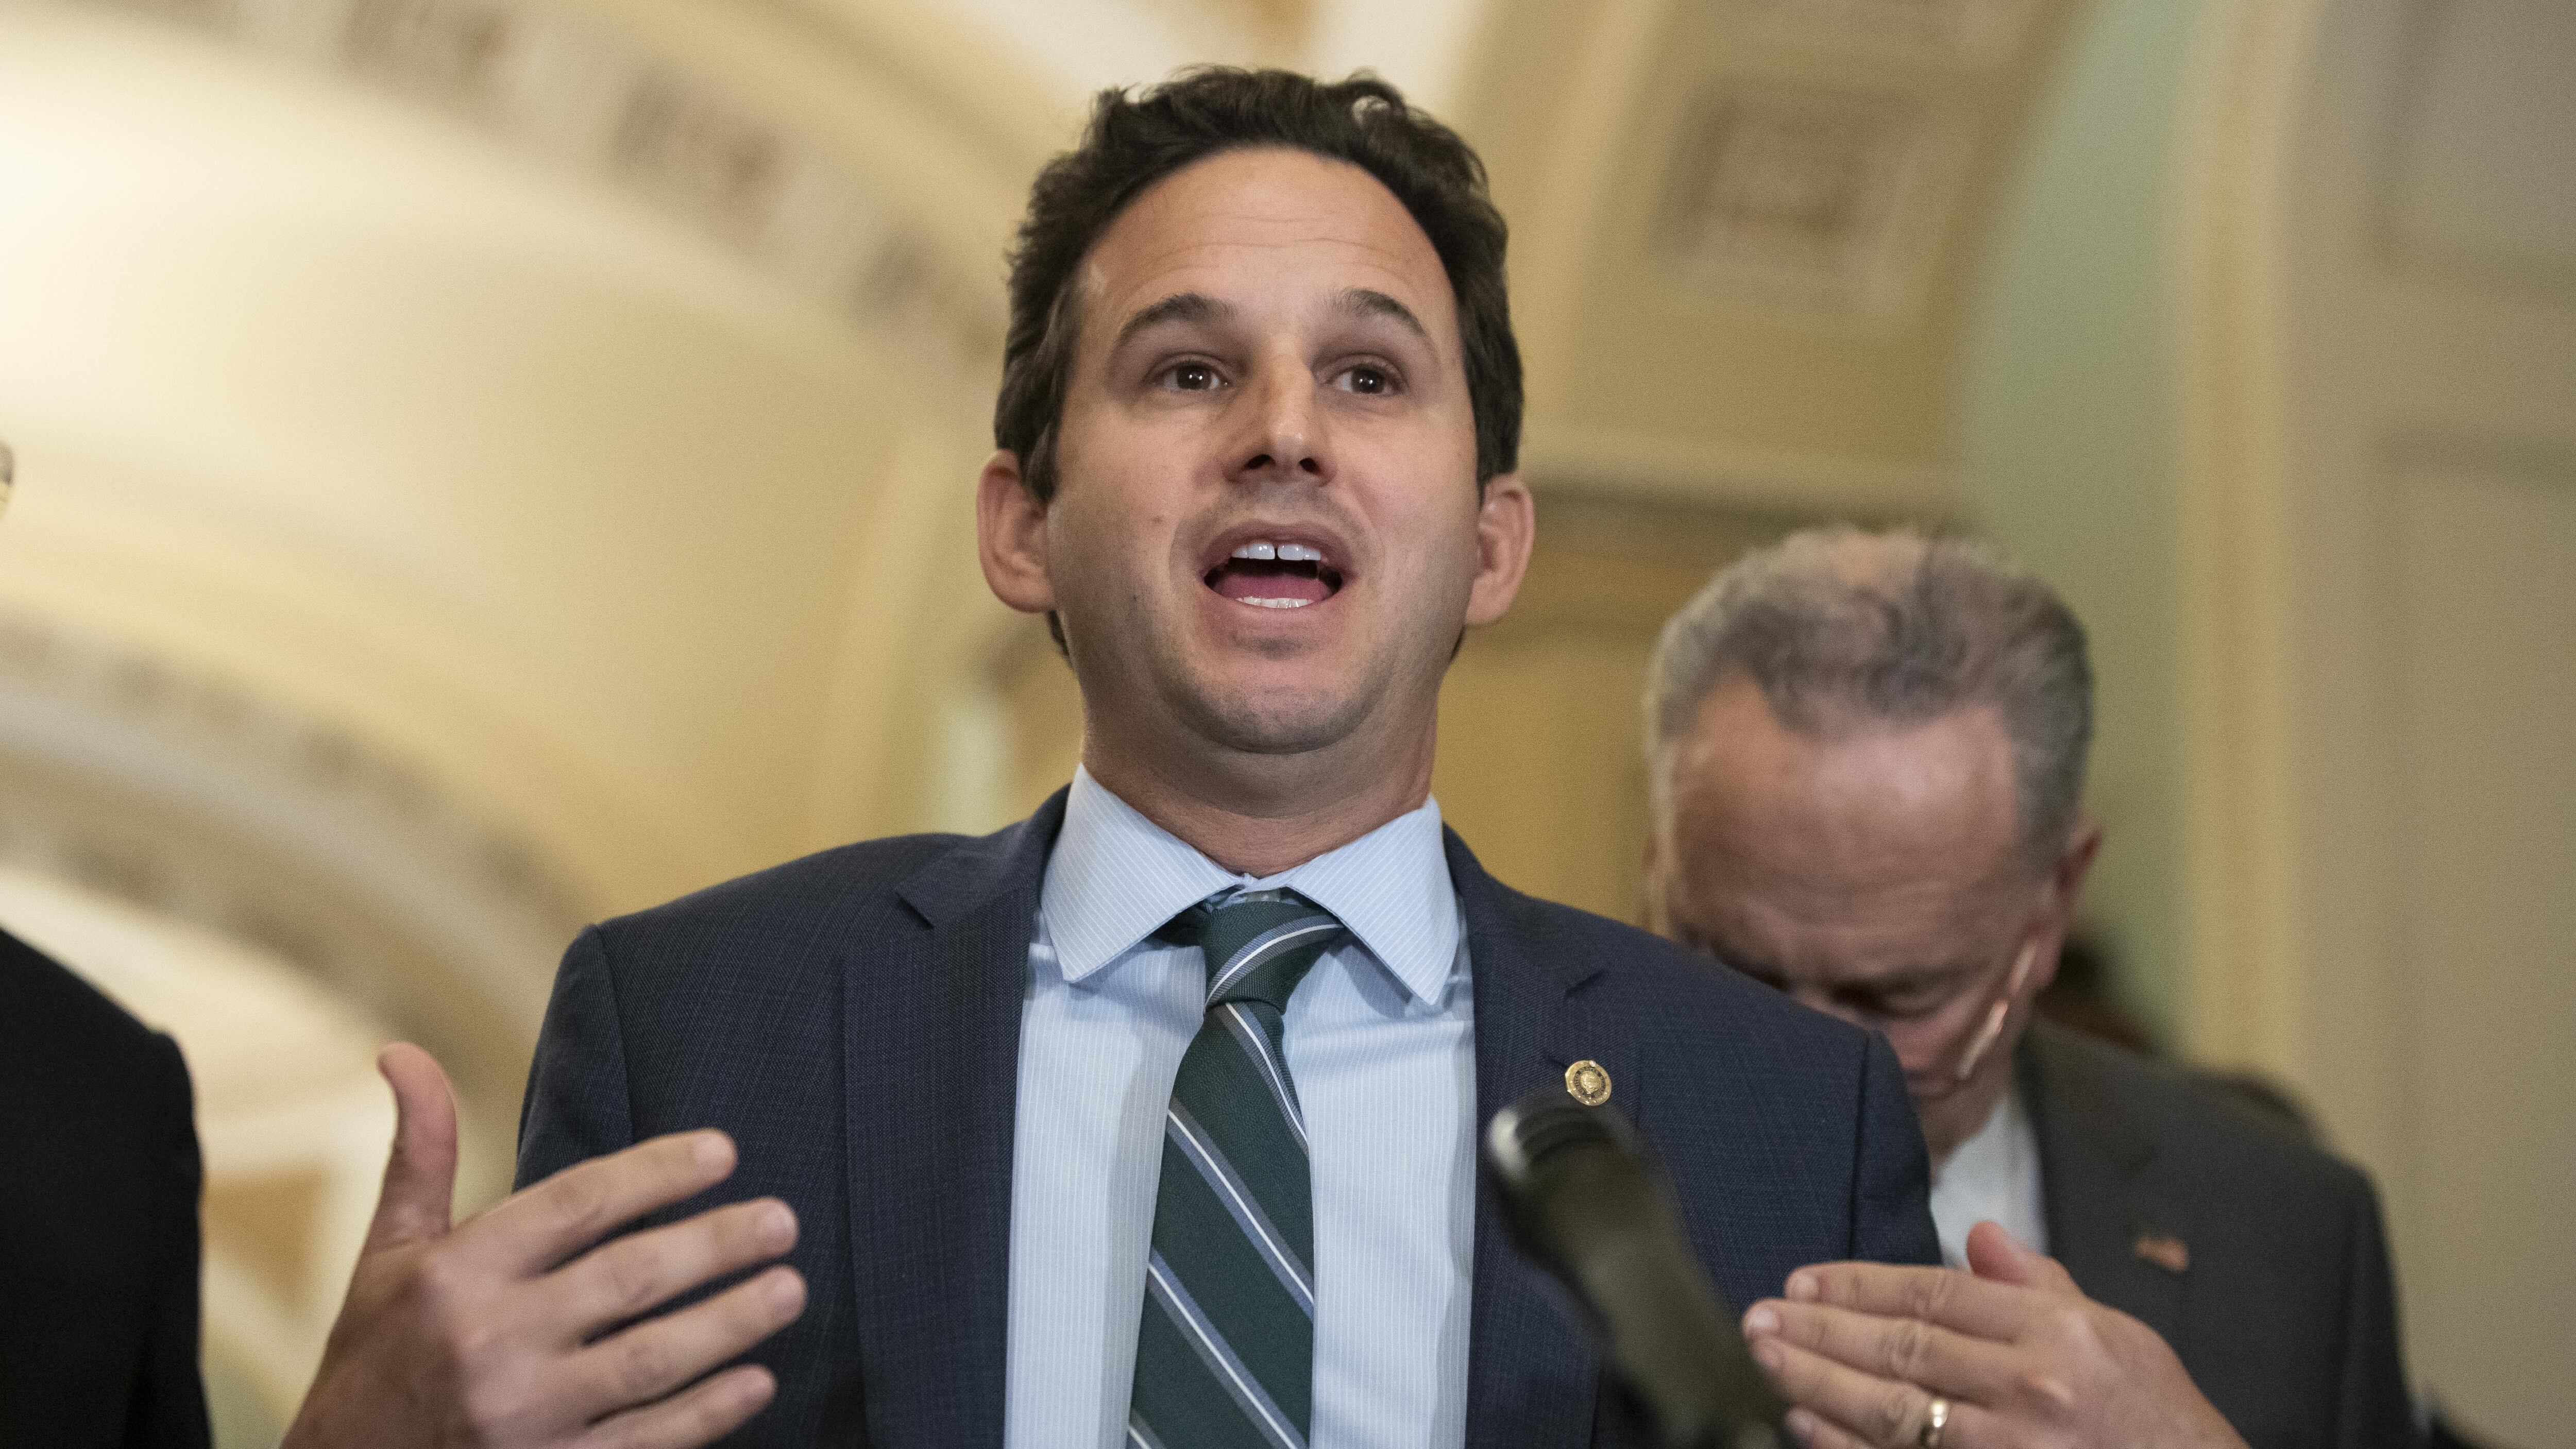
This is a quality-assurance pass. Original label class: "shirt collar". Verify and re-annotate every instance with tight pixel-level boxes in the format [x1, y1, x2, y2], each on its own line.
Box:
[1040, 766, 1462, 1007]
[1932, 1083, 2035, 1192]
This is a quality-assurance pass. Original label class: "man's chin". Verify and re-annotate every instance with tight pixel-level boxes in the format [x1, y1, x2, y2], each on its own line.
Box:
[1199, 707, 1365, 758]
[1177, 681, 1376, 760]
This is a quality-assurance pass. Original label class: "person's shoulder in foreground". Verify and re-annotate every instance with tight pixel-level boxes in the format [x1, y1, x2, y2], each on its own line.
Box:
[0, 927, 212, 1449]
[515, 813, 1031, 1174]
[513, 799, 1095, 1445]
[2026, 1020, 2416, 1448]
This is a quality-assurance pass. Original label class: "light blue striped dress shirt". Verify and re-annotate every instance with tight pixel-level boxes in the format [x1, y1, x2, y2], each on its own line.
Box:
[1003, 768, 1477, 1449]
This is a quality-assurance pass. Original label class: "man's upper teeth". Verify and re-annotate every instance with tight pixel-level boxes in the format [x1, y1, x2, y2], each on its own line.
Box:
[1229, 540, 1326, 563]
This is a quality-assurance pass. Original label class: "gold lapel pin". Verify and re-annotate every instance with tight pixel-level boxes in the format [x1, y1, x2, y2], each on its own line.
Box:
[1564, 1059, 1612, 1107]
[2133, 1233, 2190, 1274]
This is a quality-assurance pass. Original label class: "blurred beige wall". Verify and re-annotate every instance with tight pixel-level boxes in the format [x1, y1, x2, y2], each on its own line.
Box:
[1971, 1, 2575, 1441]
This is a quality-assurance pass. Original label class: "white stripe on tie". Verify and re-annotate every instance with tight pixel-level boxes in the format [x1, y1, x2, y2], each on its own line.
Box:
[1166, 1104, 1315, 1315]
[1145, 1253, 1308, 1449]
[1208, 919, 1342, 1001]
[1218, 1002, 1309, 1147]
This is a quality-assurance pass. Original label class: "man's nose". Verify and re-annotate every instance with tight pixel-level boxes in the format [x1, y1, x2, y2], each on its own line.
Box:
[1227, 364, 1332, 486]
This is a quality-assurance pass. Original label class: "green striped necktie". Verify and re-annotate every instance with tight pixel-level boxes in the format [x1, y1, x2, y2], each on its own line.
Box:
[1128, 889, 1346, 1449]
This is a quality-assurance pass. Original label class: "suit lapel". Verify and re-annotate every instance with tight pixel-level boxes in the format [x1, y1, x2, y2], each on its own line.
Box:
[2023, 1025, 2186, 1350]
[841, 792, 1066, 1448]
[1452, 833, 1623, 1449]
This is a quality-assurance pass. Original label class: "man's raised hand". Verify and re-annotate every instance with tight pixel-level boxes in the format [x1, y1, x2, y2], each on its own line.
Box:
[1741, 1222, 2246, 1449]
[282, 1044, 806, 1449]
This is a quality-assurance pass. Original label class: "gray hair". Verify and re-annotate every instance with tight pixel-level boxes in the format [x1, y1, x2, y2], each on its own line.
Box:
[1643, 526, 2093, 867]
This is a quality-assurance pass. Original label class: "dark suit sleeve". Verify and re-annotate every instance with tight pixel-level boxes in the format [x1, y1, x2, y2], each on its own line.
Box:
[129, 1031, 212, 1449]
[2331, 1174, 2418, 1449]
[517, 925, 637, 1190]
[1849, 1032, 1941, 1266]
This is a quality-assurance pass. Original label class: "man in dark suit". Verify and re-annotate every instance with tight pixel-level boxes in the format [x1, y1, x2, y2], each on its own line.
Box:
[0, 927, 213, 1448]
[284, 69, 1936, 1449]
[1643, 527, 2415, 1447]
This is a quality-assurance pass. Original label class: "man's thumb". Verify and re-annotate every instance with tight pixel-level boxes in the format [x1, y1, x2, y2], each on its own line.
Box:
[365, 1042, 460, 1252]
[1963, 1220, 2073, 1292]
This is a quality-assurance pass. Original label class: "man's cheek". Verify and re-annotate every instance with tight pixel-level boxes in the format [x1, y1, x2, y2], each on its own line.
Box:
[1887, 1028, 1957, 1085]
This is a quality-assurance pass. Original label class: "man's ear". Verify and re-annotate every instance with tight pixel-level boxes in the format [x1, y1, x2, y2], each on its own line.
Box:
[2053, 819, 2105, 920]
[1638, 811, 1675, 937]
[2025, 819, 2105, 997]
[977, 450, 1055, 615]
[1464, 472, 1535, 627]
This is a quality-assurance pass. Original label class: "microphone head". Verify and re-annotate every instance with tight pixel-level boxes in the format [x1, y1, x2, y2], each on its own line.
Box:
[1486, 1087, 1652, 1287]
[1485, 1087, 1787, 1449]
[1487, 1083, 1636, 1176]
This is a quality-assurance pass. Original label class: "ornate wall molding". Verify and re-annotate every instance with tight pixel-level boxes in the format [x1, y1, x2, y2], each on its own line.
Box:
[1657, 81, 1970, 315]
[0, 605, 589, 1111]
[70, 0, 1006, 378]
[0, 608, 585, 930]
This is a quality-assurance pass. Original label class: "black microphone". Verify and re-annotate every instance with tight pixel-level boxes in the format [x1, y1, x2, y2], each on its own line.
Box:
[1486, 1089, 1787, 1449]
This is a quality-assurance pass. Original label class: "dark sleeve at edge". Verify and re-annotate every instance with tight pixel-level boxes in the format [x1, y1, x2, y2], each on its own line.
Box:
[129, 1031, 212, 1449]
[517, 924, 637, 1191]
[1849, 1031, 1941, 1267]
[2332, 1169, 2421, 1449]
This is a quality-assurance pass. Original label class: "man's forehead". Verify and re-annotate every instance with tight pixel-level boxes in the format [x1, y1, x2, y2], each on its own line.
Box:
[1071, 147, 1455, 346]
[1664, 712, 2032, 980]
[1679, 847, 1998, 966]
[1675, 686, 2022, 867]
[1108, 287, 1435, 356]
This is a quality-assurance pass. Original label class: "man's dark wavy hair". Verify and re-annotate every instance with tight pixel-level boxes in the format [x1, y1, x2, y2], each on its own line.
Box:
[994, 67, 1523, 504]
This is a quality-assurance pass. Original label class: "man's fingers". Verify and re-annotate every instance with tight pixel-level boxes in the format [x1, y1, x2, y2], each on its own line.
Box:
[1744, 1300, 2017, 1404]
[560, 1265, 806, 1427]
[1752, 1336, 1992, 1449]
[541, 1198, 799, 1344]
[466, 1130, 739, 1278]
[366, 1043, 461, 1252]
[1962, 1221, 2079, 1296]
[1783, 1260, 2031, 1341]
[574, 1365, 778, 1449]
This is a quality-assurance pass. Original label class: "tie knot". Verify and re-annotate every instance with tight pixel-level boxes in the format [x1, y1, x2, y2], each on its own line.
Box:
[1157, 889, 1345, 1013]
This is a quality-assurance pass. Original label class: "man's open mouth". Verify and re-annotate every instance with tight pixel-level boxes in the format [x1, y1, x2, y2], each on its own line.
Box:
[1204, 539, 1346, 609]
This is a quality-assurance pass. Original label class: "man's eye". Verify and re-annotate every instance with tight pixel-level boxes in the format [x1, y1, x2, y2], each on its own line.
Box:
[1333, 364, 1397, 395]
[1163, 362, 1222, 391]
[1868, 989, 1949, 1022]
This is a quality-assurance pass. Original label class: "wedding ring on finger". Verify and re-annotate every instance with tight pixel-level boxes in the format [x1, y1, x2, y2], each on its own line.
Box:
[1916, 1396, 1950, 1449]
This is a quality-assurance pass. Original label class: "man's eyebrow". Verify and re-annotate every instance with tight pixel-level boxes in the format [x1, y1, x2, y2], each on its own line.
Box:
[1336, 287, 1432, 345]
[1863, 962, 1978, 995]
[1110, 292, 1232, 353]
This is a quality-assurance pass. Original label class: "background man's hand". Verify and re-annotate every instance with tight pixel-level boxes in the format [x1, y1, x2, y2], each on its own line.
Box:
[281, 1044, 807, 1449]
[1742, 1221, 2247, 1449]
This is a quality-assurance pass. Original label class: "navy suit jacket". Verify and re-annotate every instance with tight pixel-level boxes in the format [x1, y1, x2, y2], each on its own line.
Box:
[518, 792, 1937, 1446]
[2023, 1024, 2415, 1448]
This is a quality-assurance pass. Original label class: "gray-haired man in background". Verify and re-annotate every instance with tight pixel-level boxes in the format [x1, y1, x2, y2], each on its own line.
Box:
[1646, 529, 2416, 1447]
